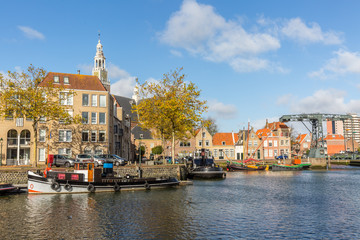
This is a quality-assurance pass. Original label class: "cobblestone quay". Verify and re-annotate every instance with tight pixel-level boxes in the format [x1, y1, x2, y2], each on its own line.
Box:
[0, 164, 188, 185]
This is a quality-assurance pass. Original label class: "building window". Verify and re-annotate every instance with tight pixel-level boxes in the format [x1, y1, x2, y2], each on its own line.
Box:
[222, 141, 226, 146]
[274, 150, 278, 156]
[180, 142, 191, 147]
[64, 76, 69, 84]
[60, 92, 73, 105]
[281, 140, 284, 146]
[59, 110, 73, 124]
[254, 141, 258, 147]
[84, 147, 92, 154]
[39, 129, 46, 142]
[264, 140, 268, 147]
[269, 140, 273, 147]
[82, 112, 89, 124]
[214, 149, 218, 157]
[92, 95, 97, 107]
[269, 149, 273, 157]
[58, 148, 71, 156]
[230, 149, 234, 157]
[99, 131, 106, 142]
[91, 131, 97, 142]
[39, 148, 46, 162]
[99, 95, 106, 107]
[202, 132, 206, 138]
[99, 112, 106, 124]
[95, 147, 103, 155]
[274, 140, 278, 147]
[248, 141, 252, 147]
[91, 112, 97, 124]
[59, 130, 72, 142]
[82, 94, 89, 106]
[54, 76, 59, 83]
[205, 140, 209, 146]
[285, 140, 289, 146]
[82, 131, 89, 142]
[225, 149, 229, 157]
[198, 141, 202, 146]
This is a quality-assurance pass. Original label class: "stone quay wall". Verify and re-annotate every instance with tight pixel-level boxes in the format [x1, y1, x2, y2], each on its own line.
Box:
[0, 165, 188, 185]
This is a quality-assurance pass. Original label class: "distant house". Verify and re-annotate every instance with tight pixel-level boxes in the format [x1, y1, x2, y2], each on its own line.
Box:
[295, 134, 311, 156]
[256, 121, 291, 159]
[212, 132, 238, 161]
[324, 134, 345, 156]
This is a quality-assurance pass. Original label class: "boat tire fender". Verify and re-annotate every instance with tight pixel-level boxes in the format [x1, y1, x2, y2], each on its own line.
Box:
[51, 181, 60, 191]
[114, 184, 121, 192]
[145, 181, 151, 190]
[64, 183, 72, 191]
[87, 184, 95, 193]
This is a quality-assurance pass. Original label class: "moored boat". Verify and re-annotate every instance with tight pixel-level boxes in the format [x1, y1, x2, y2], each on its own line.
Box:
[28, 162, 179, 194]
[227, 158, 266, 171]
[187, 149, 226, 179]
[271, 164, 303, 171]
[0, 183, 18, 194]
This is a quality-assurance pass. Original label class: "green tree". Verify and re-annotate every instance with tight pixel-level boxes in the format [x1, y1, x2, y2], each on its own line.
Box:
[134, 68, 207, 163]
[0, 65, 77, 167]
[152, 145, 163, 155]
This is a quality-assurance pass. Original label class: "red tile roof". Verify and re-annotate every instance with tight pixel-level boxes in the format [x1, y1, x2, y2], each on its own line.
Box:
[256, 128, 271, 138]
[268, 122, 289, 130]
[324, 134, 344, 140]
[296, 134, 308, 143]
[212, 132, 239, 146]
[40, 72, 107, 91]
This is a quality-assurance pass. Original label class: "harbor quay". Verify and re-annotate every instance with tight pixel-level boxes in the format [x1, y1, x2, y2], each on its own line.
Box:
[0, 164, 188, 185]
[0, 158, 347, 186]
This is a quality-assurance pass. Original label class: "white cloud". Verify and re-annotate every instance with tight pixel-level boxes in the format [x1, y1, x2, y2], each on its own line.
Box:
[18, 26, 45, 40]
[77, 64, 93, 75]
[207, 99, 237, 119]
[158, 0, 281, 73]
[309, 49, 360, 79]
[108, 63, 137, 97]
[170, 49, 183, 57]
[281, 18, 342, 45]
[278, 89, 360, 114]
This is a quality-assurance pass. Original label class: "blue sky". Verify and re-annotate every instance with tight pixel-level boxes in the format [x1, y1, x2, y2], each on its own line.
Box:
[2, 0, 360, 133]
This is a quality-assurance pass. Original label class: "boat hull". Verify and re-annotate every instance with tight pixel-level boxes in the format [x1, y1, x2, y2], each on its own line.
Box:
[27, 171, 179, 194]
[272, 164, 303, 171]
[187, 167, 226, 179]
[227, 164, 266, 171]
[0, 184, 18, 194]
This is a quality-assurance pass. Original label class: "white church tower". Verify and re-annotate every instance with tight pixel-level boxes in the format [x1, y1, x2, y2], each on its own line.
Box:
[92, 34, 110, 91]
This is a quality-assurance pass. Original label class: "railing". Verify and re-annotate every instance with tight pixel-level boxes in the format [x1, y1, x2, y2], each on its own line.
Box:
[6, 158, 30, 166]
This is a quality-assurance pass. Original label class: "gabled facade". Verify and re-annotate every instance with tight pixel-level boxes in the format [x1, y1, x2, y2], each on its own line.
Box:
[243, 128, 262, 159]
[324, 134, 345, 156]
[295, 134, 311, 156]
[212, 132, 238, 160]
[256, 121, 291, 159]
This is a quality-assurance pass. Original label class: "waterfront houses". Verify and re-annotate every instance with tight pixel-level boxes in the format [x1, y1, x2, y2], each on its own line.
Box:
[212, 132, 238, 161]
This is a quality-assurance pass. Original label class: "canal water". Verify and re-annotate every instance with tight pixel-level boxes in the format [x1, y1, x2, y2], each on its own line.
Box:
[2, 168, 360, 239]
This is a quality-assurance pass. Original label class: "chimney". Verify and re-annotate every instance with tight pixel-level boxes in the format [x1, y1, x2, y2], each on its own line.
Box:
[266, 119, 268, 128]
[77, 70, 80, 74]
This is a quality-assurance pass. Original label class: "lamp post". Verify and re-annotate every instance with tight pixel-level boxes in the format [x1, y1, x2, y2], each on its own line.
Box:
[0, 138, 2, 166]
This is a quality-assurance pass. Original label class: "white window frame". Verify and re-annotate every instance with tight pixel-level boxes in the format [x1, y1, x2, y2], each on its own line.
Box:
[82, 94, 89, 106]
[39, 129, 46, 142]
[82, 112, 89, 124]
[99, 130, 106, 142]
[54, 76, 59, 83]
[99, 95, 106, 107]
[39, 148, 46, 162]
[91, 112, 97, 124]
[91, 131, 97, 142]
[92, 95, 97, 107]
[82, 131, 89, 142]
[60, 92, 73, 106]
[64, 76, 69, 84]
[59, 130, 72, 142]
[58, 148, 71, 156]
[99, 112, 106, 124]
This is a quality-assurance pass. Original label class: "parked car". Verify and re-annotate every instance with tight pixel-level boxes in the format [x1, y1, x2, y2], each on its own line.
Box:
[92, 154, 107, 167]
[51, 154, 77, 168]
[75, 154, 94, 163]
[97, 154, 128, 166]
[276, 155, 288, 160]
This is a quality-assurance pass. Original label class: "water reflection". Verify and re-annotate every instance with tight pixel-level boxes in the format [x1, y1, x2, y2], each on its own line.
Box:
[2, 170, 360, 239]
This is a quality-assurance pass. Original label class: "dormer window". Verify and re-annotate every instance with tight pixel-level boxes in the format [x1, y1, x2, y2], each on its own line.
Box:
[222, 141, 226, 145]
[54, 76, 59, 83]
[64, 77, 69, 84]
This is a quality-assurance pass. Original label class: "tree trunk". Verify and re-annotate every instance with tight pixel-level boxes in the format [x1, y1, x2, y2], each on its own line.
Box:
[172, 130, 175, 164]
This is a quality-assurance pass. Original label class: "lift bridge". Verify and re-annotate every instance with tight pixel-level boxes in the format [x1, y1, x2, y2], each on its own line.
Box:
[280, 113, 351, 158]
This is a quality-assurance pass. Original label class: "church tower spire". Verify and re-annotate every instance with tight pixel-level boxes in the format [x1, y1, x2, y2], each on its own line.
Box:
[92, 33, 110, 91]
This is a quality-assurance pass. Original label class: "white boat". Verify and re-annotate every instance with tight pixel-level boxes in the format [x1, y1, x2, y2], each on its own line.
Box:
[28, 162, 179, 194]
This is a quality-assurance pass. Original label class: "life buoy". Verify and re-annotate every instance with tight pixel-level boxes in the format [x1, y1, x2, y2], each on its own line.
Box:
[114, 184, 121, 192]
[51, 181, 60, 191]
[144, 181, 151, 190]
[87, 184, 95, 193]
[64, 183, 72, 191]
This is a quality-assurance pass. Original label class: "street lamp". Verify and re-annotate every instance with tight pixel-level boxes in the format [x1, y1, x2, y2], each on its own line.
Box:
[0, 138, 2, 166]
